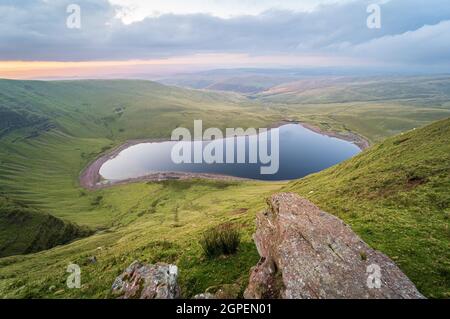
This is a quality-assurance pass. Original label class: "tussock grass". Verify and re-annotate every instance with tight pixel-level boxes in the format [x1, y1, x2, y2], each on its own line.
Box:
[200, 223, 241, 258]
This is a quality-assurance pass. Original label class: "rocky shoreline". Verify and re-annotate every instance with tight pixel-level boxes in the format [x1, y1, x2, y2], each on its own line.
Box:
[279, 119, 370, 151]
[78, 137, 249, 190]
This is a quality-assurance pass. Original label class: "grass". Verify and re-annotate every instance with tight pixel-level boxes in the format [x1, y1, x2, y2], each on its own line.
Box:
[200, 223, 241, 258]
[0, 196, 92, 258]
[285, 118, 450, 298]
[0, 78, 449, 298]
[0, 79, 280, 226]
[0, 179, 285, 298]
[255, 75, 450, 143]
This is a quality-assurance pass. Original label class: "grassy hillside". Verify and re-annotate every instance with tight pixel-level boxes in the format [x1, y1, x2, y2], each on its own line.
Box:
[0, 79, 448, 298]
[0, 196, 92, 258]
[0, 119, 448, 298]
[159, 73, 450, 142]
[0, 179, 286, 298]
[254, 76, 450, 142]
[286, 118, 450, 298]
[0, 79, 280, 226]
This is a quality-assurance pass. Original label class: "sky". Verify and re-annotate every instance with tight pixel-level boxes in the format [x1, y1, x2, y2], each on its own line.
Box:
[0, 0, 449, 79]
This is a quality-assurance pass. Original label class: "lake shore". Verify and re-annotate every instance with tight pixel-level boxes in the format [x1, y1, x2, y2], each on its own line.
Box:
[270, 120, 370, 151]
[79, 122, 370, 190]
[296, 122, 370, 151]
[79, 138, 250, 190]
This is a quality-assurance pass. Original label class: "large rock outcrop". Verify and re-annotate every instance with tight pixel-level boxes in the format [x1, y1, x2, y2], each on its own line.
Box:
[244, 193, 425, 299]
[112, 261, 180, 299]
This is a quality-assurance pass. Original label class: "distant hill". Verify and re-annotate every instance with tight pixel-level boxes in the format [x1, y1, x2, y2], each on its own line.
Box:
[255, 75, 450, 106]
[159, 70, 298, 93]
[0, 79, 260, 141]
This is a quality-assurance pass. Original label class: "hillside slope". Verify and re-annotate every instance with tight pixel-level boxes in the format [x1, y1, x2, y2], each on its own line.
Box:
[0, 196, 92, 258]
[0, 120, 447, 298]
[0, 79, 279, 225]
[286, 118, 450, 298]
[255, 76, 450, 142]
[0, 79, 448, 298]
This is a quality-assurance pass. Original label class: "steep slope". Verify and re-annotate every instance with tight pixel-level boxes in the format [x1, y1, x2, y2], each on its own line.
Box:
[0, 196, 92, 258]
[286, 118, 450, 298]
[0, 179, 285, 298]
[245, 193, 424, 299]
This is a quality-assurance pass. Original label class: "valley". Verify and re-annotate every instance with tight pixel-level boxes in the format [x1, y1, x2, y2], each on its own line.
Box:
[0, 76, 449, 298]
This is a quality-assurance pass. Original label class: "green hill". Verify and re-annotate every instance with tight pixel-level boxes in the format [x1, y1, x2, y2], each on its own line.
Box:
[0, 196, 92, 258]
[0, 79, 279, 226]
[286, 118, 450, 298]
[0, 79, 448, 298]
[0, 118, 447, 298]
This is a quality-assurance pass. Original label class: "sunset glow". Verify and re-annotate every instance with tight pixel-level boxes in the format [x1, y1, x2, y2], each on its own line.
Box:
[0, 54, 366, 79]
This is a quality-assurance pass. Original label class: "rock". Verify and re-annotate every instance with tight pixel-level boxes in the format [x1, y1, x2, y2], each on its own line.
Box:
[193, 293, 215, 299]
[206, 284, 241, 299]
[244, 193, 425, 299]
[87, 256, 97, 264]
[193, 283, 241, 299]
[112, 261, 180, 299]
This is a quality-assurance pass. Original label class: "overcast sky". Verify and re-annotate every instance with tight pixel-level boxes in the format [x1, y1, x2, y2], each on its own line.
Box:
[0, 0, 449, 78]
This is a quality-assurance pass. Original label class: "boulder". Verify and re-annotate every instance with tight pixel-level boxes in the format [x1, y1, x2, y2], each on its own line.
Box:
[244, 193, 425, 299]
[112, 261, 180, 299]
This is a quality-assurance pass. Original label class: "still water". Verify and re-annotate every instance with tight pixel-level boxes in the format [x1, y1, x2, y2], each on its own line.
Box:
[99, 124, 361, 181]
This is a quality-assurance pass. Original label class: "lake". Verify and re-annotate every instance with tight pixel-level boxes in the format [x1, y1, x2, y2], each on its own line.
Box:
[99, 124, 361, 182]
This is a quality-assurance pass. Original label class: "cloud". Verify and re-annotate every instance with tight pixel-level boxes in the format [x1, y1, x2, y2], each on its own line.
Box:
[349, 20, 450, 65]
[108, 0, 358, 22]
[0, 0, 449, 68]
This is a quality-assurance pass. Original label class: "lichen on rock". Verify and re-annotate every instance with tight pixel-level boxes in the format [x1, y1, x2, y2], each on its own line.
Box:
[112, 261, 180, 299]
[244, 193, 425, 299]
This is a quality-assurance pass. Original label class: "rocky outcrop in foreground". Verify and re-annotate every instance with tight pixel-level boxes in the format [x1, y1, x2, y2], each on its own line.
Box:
[112, 261, 180, 299]
[244, 193, 425, 299]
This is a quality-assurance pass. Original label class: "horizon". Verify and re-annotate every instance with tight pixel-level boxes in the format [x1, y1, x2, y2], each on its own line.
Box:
[1, 0, 450, 79]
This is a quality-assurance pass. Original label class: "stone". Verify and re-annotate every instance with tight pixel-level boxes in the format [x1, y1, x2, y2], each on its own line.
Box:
[206, 284, 241, 299]
[112, 261, 180, 299]
[193, 293, 215, 299]
[244, 193, 425, 299]
[193, 283, 241, 299]
[87, 256, 97, 264]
